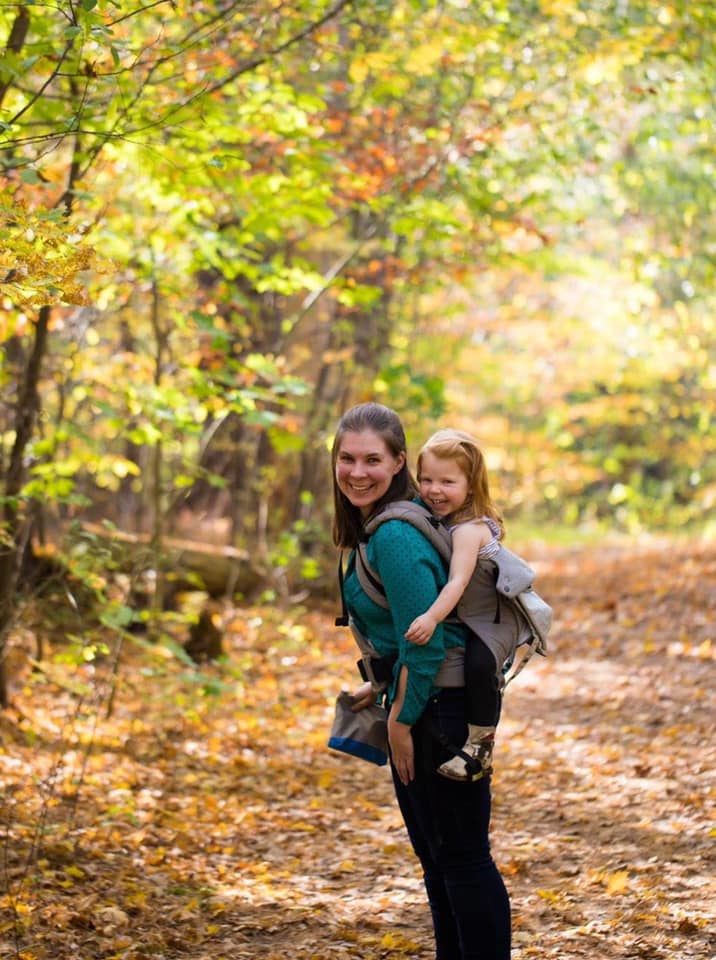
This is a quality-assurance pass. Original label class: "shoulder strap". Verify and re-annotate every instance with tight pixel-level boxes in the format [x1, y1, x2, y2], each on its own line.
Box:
[335, 551, 350, 626]
[355, 500, 452, 604]
[363, 500, 452, 563]
[355, 544, 389, 609]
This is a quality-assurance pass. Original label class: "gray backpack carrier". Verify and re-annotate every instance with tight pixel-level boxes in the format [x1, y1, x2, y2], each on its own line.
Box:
[356, 500, 552, 687]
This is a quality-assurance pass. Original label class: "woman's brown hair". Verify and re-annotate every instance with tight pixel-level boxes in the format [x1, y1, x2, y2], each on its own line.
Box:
[331, 402, 418, 548]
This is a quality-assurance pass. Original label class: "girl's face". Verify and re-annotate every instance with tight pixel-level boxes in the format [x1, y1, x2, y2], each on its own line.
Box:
[335, 429, 405, 518]
[418, 450, 470, 520]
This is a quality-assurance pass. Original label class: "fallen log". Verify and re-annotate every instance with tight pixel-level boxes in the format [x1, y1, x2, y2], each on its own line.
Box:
[79, 522, 263, 599]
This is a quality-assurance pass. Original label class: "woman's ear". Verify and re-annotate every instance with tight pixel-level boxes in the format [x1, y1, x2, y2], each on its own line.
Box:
[394, 452, 406, 474]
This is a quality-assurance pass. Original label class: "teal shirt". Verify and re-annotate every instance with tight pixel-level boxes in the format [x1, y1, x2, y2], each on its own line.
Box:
[344, 516, 467, 725]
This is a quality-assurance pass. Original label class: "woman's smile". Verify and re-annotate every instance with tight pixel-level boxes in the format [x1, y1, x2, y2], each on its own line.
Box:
[335, 429, 405, 516]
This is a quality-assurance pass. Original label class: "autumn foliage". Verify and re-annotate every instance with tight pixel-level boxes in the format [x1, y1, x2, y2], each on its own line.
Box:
[1, 5, 715, 955]
[2, 539, 714, 959]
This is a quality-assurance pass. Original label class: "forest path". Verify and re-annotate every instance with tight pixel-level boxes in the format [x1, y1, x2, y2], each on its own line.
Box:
[1, 540, 714, 959]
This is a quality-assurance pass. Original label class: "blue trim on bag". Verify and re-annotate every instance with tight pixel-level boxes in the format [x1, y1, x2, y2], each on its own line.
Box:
[328, 735, 388, 766]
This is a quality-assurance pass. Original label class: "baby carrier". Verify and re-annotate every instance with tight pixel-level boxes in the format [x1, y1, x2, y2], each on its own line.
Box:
[354, 500, 552, 687]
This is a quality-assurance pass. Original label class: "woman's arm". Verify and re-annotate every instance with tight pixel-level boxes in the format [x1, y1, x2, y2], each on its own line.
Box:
[405, 522, 490, 645]
[388, 665, 414, 784]
[370, 521, 455, 726]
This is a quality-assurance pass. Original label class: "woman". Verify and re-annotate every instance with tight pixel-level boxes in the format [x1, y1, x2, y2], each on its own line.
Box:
[331, 402, 511, 960]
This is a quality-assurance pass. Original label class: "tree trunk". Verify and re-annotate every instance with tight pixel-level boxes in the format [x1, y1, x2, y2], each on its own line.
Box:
[0, 306, 51, 707]
[0, 7, 30, 108]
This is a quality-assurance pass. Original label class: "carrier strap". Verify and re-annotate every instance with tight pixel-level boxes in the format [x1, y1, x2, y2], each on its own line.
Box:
[502, 636, 541, 687]
[423, 715, 484, 779]
[355, 543, 389, 608]
[335, 551, 349, 627]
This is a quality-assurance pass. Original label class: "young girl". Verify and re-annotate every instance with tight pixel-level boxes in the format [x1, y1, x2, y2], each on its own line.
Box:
[405, 428, 507, 782]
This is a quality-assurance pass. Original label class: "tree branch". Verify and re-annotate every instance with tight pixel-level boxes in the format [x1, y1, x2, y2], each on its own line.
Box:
[108, 0, 176, 28]
[6, 40, 74, 127]
[289, 224, 378, 332]
[201, 0, 355, 97]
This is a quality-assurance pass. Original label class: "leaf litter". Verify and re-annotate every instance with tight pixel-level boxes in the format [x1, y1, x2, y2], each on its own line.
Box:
[1, 539, 714, 959]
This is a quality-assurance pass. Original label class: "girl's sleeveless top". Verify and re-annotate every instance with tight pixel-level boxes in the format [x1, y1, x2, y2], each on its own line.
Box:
[450, 515, 501, 559]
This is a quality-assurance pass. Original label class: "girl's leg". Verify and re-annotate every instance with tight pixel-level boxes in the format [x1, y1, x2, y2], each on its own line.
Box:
[439, 636, 500, 781]
[464, 633, 500, 726]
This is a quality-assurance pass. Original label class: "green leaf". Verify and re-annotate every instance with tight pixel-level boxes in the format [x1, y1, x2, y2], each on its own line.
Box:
[100, 604, 136, 630]
[19, 168, 43, 184]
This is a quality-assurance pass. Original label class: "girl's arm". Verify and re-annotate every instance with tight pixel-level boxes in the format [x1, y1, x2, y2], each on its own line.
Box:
[405, 521, 490, 645]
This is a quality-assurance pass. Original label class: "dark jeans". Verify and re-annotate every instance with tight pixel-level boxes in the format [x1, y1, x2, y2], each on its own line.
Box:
[390, 688, 511, 960]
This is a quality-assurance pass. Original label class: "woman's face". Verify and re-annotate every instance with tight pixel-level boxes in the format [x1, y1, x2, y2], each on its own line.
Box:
[335, 429, 406, 518]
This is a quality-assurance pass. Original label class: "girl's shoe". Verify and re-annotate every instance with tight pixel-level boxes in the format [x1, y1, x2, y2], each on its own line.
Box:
[438, 725, 495, 782]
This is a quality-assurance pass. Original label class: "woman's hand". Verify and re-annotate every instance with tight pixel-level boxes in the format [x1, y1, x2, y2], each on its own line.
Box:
[350, 681, 376, 711]
[388, 715, 414, 785]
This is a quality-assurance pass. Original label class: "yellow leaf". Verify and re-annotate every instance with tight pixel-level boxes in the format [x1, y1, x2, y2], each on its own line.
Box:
[178, 897, 201, 919]
[124, 890, 148, 909]
[606, 870, 630, 894]
[582, 56, 619, 85]
[539, 0, 578, 13]
[349, 58, 368, 84]
[317, 769, 335, 788]
[380, 931, 420, 951]
[696, 639, 713, 659]
[404, 40, 444, 76]
[511, 88, 535, 110]
[12, 901, 33, 915]
[658, 5, 674, 25]
[348, 51, 391, 84]
[537, 888, 562, 903]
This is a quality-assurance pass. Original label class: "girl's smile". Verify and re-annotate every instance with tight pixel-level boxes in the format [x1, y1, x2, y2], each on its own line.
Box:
[418, 450, 470, 520]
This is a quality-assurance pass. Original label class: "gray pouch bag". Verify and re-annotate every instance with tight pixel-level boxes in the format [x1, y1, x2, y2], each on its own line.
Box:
[328, 691, 388, 766]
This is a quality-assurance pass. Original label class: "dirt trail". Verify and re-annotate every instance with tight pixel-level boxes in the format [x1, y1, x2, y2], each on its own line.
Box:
[1, 541, 714, 959]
